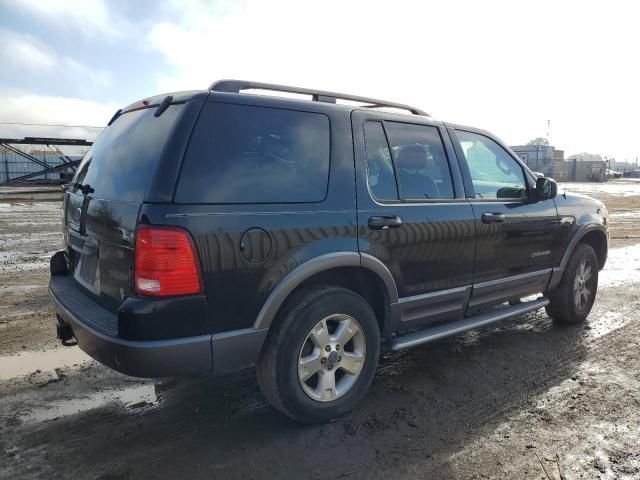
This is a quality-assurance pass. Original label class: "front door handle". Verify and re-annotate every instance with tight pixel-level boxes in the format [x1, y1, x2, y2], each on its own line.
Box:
[368, 215, 403, 230]
[481, 212, 506, 224]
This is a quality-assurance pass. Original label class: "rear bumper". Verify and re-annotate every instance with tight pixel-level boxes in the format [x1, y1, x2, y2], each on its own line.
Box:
[49, 274, 267, 378]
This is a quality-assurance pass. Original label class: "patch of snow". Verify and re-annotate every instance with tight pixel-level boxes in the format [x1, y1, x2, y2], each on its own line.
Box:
[589, 311, 630, 339]
[0, 201, 63, 272]
[0, 250, 59, 273]
[610, 211, 640, 219]
[558, 180, 640, 198]
[599, 243, 640, 288]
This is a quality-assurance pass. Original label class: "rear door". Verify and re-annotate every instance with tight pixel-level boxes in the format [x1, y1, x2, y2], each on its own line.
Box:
[448, 128, 559, 311]
[64, 99, 196, 312]
[352, 111, 476, 331]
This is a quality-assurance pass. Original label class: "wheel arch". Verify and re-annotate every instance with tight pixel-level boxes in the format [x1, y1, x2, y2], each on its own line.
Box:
[253, 252, 398, 332]
[560, 223, 608, 272]
[579, 229, 608, 270]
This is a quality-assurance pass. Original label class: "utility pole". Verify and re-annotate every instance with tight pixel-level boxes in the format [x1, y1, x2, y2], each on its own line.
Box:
[3, 149, 8, 182]
[546, 119, 551, 145]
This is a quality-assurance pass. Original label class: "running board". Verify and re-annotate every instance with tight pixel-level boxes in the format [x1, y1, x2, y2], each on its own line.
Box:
[390, 298, 550, 351]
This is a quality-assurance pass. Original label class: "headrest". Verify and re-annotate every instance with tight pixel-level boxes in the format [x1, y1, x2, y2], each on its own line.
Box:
[396, 145, 426, 170]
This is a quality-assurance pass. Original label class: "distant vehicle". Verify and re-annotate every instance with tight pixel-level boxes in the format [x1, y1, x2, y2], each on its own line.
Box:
[623, 169, 640, 178]
[49, 80, 609, 423]
[606, 169, 623, 179]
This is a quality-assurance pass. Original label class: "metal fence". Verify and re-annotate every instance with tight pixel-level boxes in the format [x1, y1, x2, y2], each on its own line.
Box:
[0, 148, 85, 183]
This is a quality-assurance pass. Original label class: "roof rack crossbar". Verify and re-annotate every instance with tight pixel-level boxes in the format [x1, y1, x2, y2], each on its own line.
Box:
[209, 79, 429, 116]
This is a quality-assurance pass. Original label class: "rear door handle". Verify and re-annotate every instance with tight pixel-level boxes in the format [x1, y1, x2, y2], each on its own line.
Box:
[368, 216, 403, 230]
[481, 212, 506, 224]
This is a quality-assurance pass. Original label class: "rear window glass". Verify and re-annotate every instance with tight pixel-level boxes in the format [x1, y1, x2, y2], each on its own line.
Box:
[364, 122, 398, 201]
[385, 122, 454, 200]
[175, 103, 330, 204]
[72, 104, 184, 203]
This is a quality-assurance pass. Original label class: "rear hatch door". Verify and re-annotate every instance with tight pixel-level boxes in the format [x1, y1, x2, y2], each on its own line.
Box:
[64, 98, 193, 313]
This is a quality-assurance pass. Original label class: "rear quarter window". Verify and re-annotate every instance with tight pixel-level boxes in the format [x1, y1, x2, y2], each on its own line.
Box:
[175, 103, 330, 204]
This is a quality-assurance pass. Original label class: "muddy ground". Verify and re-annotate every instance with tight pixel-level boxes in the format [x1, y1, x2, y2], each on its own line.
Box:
[1, 181, 639, 479]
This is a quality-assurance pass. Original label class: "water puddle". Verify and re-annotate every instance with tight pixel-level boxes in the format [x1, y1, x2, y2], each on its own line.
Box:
[21, 383, 158, 423]
[0, 347, 91, 380]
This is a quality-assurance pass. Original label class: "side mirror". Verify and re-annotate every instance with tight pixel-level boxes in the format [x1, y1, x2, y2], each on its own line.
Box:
[535, 177, 557, 200]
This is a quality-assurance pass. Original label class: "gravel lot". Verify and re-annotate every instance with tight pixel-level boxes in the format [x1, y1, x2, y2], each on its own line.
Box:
[1, 181, 639, 479]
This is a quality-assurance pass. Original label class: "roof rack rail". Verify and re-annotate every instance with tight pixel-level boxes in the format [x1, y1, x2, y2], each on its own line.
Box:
[208, 79, 429, 116]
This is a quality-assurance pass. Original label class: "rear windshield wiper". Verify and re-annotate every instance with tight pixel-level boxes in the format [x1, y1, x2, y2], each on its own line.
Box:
[107, 109, 122, 126]
[70, 182, 95, 195]
[154, 95, 173, 117]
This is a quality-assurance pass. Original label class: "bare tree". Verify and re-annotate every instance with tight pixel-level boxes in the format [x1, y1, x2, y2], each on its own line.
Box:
[527, 137, 549, 146]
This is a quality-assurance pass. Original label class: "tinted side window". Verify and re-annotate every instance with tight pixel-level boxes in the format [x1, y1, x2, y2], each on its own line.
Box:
[364, 122, 398, 201]
[385, 122, 454, 200]
[455, 130, 527, 200]
[176, 103, 330, 204]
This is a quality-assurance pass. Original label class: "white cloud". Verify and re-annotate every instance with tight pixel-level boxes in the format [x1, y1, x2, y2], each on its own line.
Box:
[148, 0, 640, 161]
[61, 57, 112, 91]
[0, 28, 112, 93]
[0, 30, 56, 71]
[6, 0, 120, 37]
[0, 90, 117, 142]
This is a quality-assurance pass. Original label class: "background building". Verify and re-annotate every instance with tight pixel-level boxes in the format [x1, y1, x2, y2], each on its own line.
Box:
[510, 145, 561, 177]
[511, 144, 606, 182]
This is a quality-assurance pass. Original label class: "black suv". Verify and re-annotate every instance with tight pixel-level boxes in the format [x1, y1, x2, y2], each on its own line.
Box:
[50, 80, 609, 423]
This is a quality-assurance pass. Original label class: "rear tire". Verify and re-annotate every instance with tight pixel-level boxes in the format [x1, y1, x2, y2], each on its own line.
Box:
[257, 286, 380, 424]
[546, 243, 599, 325]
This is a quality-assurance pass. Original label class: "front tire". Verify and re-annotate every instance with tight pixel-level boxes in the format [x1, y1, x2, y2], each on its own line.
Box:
[546, 243, 599, 324]
[257, 286, 380, 423]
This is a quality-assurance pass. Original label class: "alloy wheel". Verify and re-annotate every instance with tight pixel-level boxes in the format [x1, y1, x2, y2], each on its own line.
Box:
[297, 314, 366, 402]
[573, 259, 594, 311]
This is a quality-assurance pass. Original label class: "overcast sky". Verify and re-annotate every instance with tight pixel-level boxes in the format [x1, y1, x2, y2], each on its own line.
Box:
[0, 0, 638, 161]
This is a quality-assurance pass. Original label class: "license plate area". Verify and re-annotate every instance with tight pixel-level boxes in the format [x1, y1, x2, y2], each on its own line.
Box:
[69, 231, 101, 295]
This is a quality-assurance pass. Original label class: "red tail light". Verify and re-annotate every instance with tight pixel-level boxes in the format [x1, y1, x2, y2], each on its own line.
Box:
[134, 225, 202, 297]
